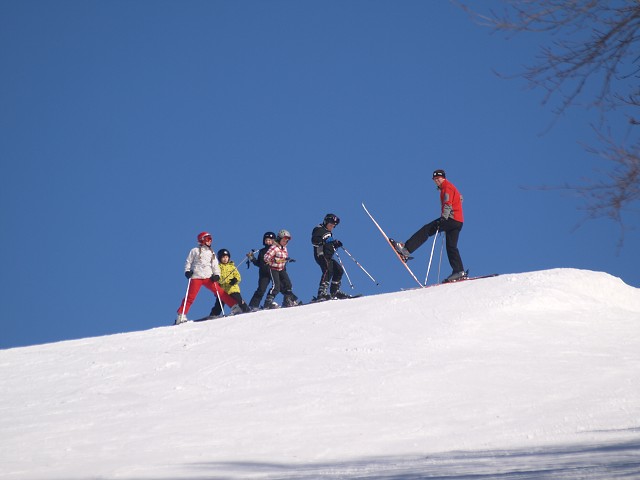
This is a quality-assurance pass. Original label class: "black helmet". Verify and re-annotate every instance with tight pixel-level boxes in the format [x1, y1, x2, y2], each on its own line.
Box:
[432, 169, 446, 179]
[217, 248, 231, 259]
[263, 231, 276, 246]
[323, 213, 340, 226]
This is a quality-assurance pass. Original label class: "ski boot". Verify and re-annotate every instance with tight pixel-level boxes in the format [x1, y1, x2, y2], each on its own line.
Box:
[283, 295, 303, 307]
[390, 239, 412, 262]
[332, 290, 355, 300]
[314, 282, 331, 302]
[443, 271, 468, 283]
[229, 304, 244, 315]
[263, 295, 280, 309]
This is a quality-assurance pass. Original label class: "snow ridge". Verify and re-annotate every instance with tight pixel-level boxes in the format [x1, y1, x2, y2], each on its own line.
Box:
[1, 268, 639, 479]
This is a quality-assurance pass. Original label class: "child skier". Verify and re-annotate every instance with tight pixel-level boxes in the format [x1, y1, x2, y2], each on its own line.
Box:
[208, 249, 252, 317]
[175, 232, 242, 325]
[247, 231, 276, 311]
[311, 213, 353, 300]
[263, 229, 302, 309]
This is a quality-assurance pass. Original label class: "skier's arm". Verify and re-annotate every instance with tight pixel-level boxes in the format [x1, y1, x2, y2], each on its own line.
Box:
[441, 187, 453, 220]
[211, 255, 221, 277]
[263, 247, 275, 267]
[317, 232, 333, 255]
[184, 249, 196, 274]
[248, 250, 260, 267]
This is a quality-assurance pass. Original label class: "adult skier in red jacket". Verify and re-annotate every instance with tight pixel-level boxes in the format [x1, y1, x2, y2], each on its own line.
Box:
[392, 169, 466, 282]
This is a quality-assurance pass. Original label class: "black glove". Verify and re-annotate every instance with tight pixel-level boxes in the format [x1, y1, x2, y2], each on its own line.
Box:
[229, 277, 238, 286]
[210, 274, 220, 282]
[185, 271, 193, 279]
[332, 240, 343, 249]
[287, 258, 296, 263]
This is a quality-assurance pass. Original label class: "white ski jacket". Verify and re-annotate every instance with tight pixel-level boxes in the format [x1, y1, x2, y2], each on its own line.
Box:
[184, 245, 221, 279]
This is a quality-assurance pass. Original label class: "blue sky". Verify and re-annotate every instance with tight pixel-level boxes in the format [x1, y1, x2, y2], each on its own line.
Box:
[2, 0, 638, 349]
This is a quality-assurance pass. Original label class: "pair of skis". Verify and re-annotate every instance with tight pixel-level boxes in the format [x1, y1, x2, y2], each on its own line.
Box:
[362, 203, 497, 287]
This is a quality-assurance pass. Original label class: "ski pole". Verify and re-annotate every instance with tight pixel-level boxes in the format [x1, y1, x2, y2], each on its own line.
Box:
[181, 277, 192, 317]
[235, 255, 249, 270]
[437, 232, 445, 283]
[424, 227, 440, 286]
[245, 249, 258, 269]
[340, 247, 379, 285]
[334, 251, 354, 289]
[219, 256, 249, 284]
[214, 285, 225, 316]
[220, 260, 249, 283]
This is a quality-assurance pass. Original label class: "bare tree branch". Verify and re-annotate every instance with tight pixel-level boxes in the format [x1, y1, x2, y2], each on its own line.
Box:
[456, 0, 640, 239]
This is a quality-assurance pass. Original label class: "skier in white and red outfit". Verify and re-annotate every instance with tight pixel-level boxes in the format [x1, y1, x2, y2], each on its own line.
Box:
[175, 232, 241, 324]
[262, 229, 301, 309]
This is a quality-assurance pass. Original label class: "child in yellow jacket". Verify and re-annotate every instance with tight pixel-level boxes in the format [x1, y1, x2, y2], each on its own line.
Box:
[209, 249, 251, 317]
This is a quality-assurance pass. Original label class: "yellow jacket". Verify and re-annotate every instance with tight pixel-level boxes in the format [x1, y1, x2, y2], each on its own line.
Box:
[219, 261, 241, 294]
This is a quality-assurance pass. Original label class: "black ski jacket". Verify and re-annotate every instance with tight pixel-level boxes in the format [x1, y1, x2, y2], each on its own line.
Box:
[251, 246, 271, 274]
[311, 224, 336, 259]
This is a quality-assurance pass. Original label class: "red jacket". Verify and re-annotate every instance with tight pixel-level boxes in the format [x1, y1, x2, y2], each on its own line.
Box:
[440, 179, 464, 223]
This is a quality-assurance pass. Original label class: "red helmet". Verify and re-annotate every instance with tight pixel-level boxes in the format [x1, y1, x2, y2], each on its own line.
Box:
[197, 231, 212, 244]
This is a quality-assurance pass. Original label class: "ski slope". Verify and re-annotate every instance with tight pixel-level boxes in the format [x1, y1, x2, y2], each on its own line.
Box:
[1, 268, 639, 479]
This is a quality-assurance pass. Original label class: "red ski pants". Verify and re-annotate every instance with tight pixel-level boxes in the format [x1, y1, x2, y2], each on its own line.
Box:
[177, 278, 238, 315]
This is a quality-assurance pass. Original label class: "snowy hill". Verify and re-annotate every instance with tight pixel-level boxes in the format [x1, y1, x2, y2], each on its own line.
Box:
[1, 268, 639, 479]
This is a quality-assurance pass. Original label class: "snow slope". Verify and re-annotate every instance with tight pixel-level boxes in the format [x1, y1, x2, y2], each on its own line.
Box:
[1, 268, 639, 479]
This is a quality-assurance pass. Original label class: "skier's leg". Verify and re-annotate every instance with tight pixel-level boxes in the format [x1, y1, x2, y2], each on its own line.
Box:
[249, 272, 270, 309]
[315, 254, 332, 299]
[329, 259, 344, 296]
[209, 298, 223, 317]
[230, 292, 251, 313]
[444, 222, 464, 274]
[280, 271, 300, 306]
[264, 269, 281, 308]
[405, 220, 439, 253]
[176, 279, 204, 315]
[204, 279, 238, 307]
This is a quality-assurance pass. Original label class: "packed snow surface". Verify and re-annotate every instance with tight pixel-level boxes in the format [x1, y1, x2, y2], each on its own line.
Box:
[1, 268, 639, 479]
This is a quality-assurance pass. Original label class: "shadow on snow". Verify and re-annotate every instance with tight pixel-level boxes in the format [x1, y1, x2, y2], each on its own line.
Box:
[116, 435, 640, 479]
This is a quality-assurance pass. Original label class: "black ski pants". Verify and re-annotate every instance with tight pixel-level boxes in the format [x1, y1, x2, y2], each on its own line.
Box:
[267, 268, 297, 302]
[249, 268, 271, 309]
[405, 218, 464, 273]
[314, 252, 344, 293]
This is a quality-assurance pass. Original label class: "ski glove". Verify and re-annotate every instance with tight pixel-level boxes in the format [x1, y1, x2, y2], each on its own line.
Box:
[229, 277, 238, 286]
[326, 237, 342, 248]
[185, 271, 193, 279]
[210, 274, 220, 282]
